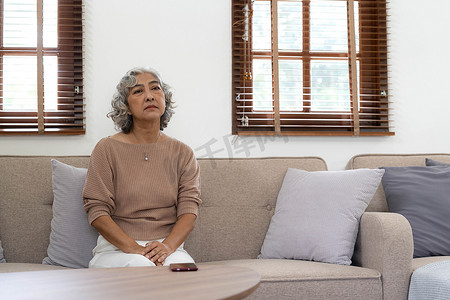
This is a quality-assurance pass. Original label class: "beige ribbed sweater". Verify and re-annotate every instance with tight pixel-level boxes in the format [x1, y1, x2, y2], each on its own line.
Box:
[83, 136, 201, 241]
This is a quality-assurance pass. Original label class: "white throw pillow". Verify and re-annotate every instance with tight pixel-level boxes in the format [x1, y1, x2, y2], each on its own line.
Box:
[259, 168, 384, 265]
[42, 159, 98, 268]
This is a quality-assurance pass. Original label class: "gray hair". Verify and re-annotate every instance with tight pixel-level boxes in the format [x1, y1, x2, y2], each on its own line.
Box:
[107, 67, 175, 133]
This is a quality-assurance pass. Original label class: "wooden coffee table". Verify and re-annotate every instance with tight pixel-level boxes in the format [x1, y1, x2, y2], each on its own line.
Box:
[0, 264, 260, 299]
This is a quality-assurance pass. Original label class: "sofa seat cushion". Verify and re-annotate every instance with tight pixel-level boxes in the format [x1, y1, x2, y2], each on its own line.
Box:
[200, 259, 380, 281]
[0, 263, 67, 273]
[200, 259, 382, 299]
[412, 256, 450, 272]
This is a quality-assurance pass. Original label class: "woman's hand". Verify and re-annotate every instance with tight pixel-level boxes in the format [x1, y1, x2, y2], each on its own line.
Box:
[92, 216, 150, 256]
[144, 241, 173, 266]
[147, 213, 196, 266]
[124, 244, 149, 256]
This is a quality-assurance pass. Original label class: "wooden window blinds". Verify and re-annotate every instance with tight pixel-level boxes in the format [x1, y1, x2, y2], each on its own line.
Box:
[0, 0, 84, 135]
[232, 0, 392, 136]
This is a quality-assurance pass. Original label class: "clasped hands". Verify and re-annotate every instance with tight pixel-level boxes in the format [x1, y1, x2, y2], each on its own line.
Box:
[128, 241, 173, 266]
[144, 241, 173, 266]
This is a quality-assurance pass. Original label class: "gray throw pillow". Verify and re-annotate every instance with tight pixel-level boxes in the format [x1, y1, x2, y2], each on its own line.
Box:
[426, 158, 449, 166]
[0, 241, 6, 263]
[259, 168, 384, 265]
[43, 160, 98, 268]
[381, 165, 450, 257]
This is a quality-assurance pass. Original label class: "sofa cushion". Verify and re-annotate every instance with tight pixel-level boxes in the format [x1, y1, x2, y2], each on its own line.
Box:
[43, 160, 98, 268]
[259, 168, 384, 265]
[201, 259, 381, 281]
[200, 259, 382, 299]
[0, 263, 67, 273]
[381, 165, 450, 257]
[0, 156, 91, 264]
[186, 157, 328, 262]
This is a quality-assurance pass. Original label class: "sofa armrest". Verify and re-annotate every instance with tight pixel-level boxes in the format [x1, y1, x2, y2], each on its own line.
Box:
[353, 212, 413, 300]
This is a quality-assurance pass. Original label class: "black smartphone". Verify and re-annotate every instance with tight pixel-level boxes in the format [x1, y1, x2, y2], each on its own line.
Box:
[170, 263, 198, 272]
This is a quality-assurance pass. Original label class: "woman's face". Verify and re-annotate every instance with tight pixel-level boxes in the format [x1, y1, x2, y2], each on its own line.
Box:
[127, 73, 166, 125]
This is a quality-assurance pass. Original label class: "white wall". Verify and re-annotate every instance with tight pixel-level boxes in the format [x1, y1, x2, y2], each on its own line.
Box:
[1, 0, 449, 170]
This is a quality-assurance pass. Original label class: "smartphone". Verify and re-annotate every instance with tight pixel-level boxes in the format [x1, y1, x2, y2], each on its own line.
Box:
[170, 263, 198, 272]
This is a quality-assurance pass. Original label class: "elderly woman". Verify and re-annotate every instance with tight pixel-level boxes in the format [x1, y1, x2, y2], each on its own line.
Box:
[83, 67, 201, 268]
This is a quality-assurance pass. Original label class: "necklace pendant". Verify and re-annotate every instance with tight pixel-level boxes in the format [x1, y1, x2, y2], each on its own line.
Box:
[144, 153, 148, 161]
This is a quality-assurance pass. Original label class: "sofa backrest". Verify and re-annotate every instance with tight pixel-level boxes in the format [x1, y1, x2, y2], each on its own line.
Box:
[346, 153, 450, 212]
[188, 157, 327, 262]
[0, 156, 90, 264]
[0, 155, 327, 264]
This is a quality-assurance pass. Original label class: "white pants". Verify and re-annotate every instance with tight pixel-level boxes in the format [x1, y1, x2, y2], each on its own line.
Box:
[89, 235, 195, 268]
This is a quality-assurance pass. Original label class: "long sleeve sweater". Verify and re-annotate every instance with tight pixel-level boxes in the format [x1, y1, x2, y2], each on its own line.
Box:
[83, 135, 201, 241]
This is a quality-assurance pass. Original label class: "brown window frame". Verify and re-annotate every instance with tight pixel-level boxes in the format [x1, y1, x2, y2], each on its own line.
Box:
[232, 0, 392, 136]
[0, 0, 84, 135]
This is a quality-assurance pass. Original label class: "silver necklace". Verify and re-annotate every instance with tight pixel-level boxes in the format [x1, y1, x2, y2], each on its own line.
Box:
[131, 131, 161, 161]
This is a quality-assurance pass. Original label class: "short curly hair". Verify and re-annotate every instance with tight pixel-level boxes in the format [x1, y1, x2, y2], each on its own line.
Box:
[107, 67, 175, 133]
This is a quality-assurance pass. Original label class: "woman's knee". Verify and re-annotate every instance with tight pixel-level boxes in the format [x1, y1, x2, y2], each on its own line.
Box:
[90, 253, 155, 268]
[124, 254, 156, 267]
[163, 250, 195, 266]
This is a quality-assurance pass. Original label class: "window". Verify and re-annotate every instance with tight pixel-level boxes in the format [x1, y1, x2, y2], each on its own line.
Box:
[232, 0, 392, 136]
[0, 0, 83, 135]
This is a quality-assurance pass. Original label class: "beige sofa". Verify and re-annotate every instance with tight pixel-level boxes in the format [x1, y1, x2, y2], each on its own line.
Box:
[0, 154, 445, 299]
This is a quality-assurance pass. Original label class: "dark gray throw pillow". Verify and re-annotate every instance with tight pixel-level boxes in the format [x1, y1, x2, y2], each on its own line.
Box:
[381, 165, 450, 257]
[426, 158, 450, 167]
